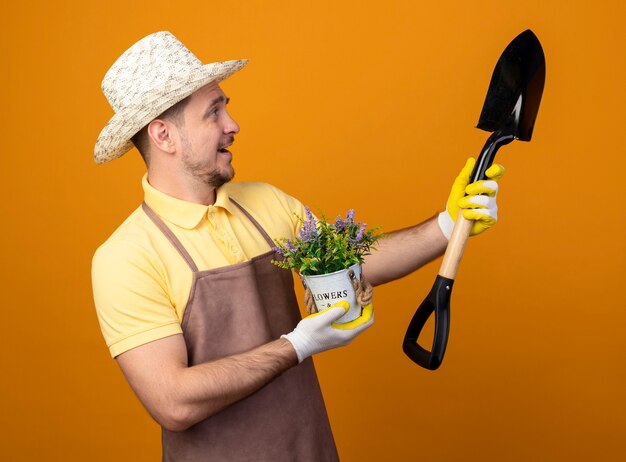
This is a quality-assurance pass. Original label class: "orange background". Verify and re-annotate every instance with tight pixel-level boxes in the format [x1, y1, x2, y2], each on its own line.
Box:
[1, 1, 625, 460]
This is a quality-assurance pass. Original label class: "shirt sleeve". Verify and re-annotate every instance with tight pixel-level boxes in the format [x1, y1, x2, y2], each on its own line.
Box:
[92, 238, 182, 358]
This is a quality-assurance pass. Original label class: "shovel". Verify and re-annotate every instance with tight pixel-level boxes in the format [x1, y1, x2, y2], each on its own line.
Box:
[403, 29, 546, 370]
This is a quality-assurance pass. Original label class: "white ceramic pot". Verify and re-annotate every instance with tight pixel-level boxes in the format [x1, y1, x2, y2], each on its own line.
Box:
[301, 263, 362, 323]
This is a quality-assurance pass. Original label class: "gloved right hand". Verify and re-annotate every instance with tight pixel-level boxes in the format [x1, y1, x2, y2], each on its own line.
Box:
[282, 301, 374, 363]
[437, 157, 505, 239]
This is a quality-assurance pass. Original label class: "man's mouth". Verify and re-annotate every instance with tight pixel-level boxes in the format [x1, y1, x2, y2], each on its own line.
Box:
[218, 139, 234, 153]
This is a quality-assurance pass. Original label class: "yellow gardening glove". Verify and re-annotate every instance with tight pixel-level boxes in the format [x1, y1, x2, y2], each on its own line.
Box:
[437, 157, 505, 239]
[331, 303, 374, 330]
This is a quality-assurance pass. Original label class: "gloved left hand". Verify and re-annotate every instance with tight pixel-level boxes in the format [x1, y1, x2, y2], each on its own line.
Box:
[282, 301, 374, 363]
[437, 157, 505, 240]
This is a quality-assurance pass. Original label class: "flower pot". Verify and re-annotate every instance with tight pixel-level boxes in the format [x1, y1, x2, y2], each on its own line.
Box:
[301, 263, 362, 323]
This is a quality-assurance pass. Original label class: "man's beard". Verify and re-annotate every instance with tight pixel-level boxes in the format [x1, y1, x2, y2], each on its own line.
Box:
[203, 168, 234, 188]
[181, 135, 234, 188]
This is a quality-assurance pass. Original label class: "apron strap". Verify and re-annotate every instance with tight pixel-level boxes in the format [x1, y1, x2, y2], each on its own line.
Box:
[228, 198, 276, 249]
[141, 202, 200, 272]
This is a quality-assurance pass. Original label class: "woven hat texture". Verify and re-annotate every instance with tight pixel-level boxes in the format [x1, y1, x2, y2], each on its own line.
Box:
[94, 31, 247, 164]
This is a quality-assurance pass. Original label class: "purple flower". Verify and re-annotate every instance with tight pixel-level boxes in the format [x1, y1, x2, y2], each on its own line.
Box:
[356, 223, 366, 241]
[305, 206, 315, 223]
[299, 206, 317, 242]
[348, 222, 367, 246]
[346, 209, 355, 225]
[334, 215, 346, 231]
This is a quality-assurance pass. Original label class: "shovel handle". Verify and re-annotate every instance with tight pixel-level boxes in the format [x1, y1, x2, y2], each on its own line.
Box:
[403, 275, 453, 370]
[439, 129, 514, 279]
[404, 130, 516, 370]
[439, 213, 473, 279]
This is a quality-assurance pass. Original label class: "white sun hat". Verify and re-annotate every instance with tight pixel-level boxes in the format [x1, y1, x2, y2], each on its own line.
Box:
[94, 31, 247, 164]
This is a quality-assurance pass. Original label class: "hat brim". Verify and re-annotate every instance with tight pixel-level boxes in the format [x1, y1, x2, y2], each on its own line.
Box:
[94, 59, 247, 164]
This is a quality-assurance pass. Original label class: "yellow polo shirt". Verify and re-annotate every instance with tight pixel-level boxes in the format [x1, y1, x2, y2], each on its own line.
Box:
[92, 175, 307, 358]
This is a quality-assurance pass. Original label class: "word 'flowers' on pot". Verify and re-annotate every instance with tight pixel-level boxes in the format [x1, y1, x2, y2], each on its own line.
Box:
[272, 207, 382, 276]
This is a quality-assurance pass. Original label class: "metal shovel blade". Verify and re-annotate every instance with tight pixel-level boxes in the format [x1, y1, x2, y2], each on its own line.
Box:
[403, 30, 546, 370]
[477, 29, 546, 141]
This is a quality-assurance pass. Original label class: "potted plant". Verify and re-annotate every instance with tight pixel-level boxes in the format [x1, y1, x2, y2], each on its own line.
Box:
[272, 207, 382, 323]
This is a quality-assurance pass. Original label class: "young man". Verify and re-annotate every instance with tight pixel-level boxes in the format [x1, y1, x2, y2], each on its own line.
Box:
[92, 31, 503, 461]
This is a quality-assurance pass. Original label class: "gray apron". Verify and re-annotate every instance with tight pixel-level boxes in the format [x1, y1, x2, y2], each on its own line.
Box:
[142, 200, 339, 462]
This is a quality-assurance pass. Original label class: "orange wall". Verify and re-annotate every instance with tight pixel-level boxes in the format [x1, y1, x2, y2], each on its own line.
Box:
[1, 1, 625, 460]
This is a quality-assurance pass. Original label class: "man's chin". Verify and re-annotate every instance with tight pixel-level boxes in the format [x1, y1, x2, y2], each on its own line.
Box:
[208, 168, 235, 188]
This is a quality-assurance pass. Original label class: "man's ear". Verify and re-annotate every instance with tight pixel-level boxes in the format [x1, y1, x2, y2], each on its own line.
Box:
[147, 119, 177, 154]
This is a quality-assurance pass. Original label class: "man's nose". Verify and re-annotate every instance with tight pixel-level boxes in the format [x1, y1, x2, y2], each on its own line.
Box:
[224, 112, 240, 135]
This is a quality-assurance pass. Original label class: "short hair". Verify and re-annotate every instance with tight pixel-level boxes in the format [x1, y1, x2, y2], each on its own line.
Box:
[131, 95, 191, 165]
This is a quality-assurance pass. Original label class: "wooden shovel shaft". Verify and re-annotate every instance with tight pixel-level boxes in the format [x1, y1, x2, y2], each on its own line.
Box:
[438, 131, 515, 280]
[439, 214, 473, 279]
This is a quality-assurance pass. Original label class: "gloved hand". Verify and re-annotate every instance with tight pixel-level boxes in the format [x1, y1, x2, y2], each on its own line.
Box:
[282, 301, 374, 363]
[437, 157, 505, 240]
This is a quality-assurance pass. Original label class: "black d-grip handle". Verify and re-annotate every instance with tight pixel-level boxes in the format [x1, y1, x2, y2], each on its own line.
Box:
[403, 275, 454, 370]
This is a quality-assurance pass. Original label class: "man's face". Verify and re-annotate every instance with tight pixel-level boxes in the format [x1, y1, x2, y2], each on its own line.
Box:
[177, 82, 240, 188]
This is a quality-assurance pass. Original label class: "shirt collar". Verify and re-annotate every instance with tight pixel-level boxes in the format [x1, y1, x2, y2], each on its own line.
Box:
[142, 174, 235, 229]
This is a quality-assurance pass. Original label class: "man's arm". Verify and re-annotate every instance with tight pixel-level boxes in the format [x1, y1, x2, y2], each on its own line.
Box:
[115, 302, 373, 432]
[116, 334, 297, 432]
[362, 215, 447, 286]
[362, 158, 505, 287]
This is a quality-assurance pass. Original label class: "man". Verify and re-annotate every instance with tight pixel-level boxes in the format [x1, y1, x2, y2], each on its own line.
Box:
[92, 31, 504, 461]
